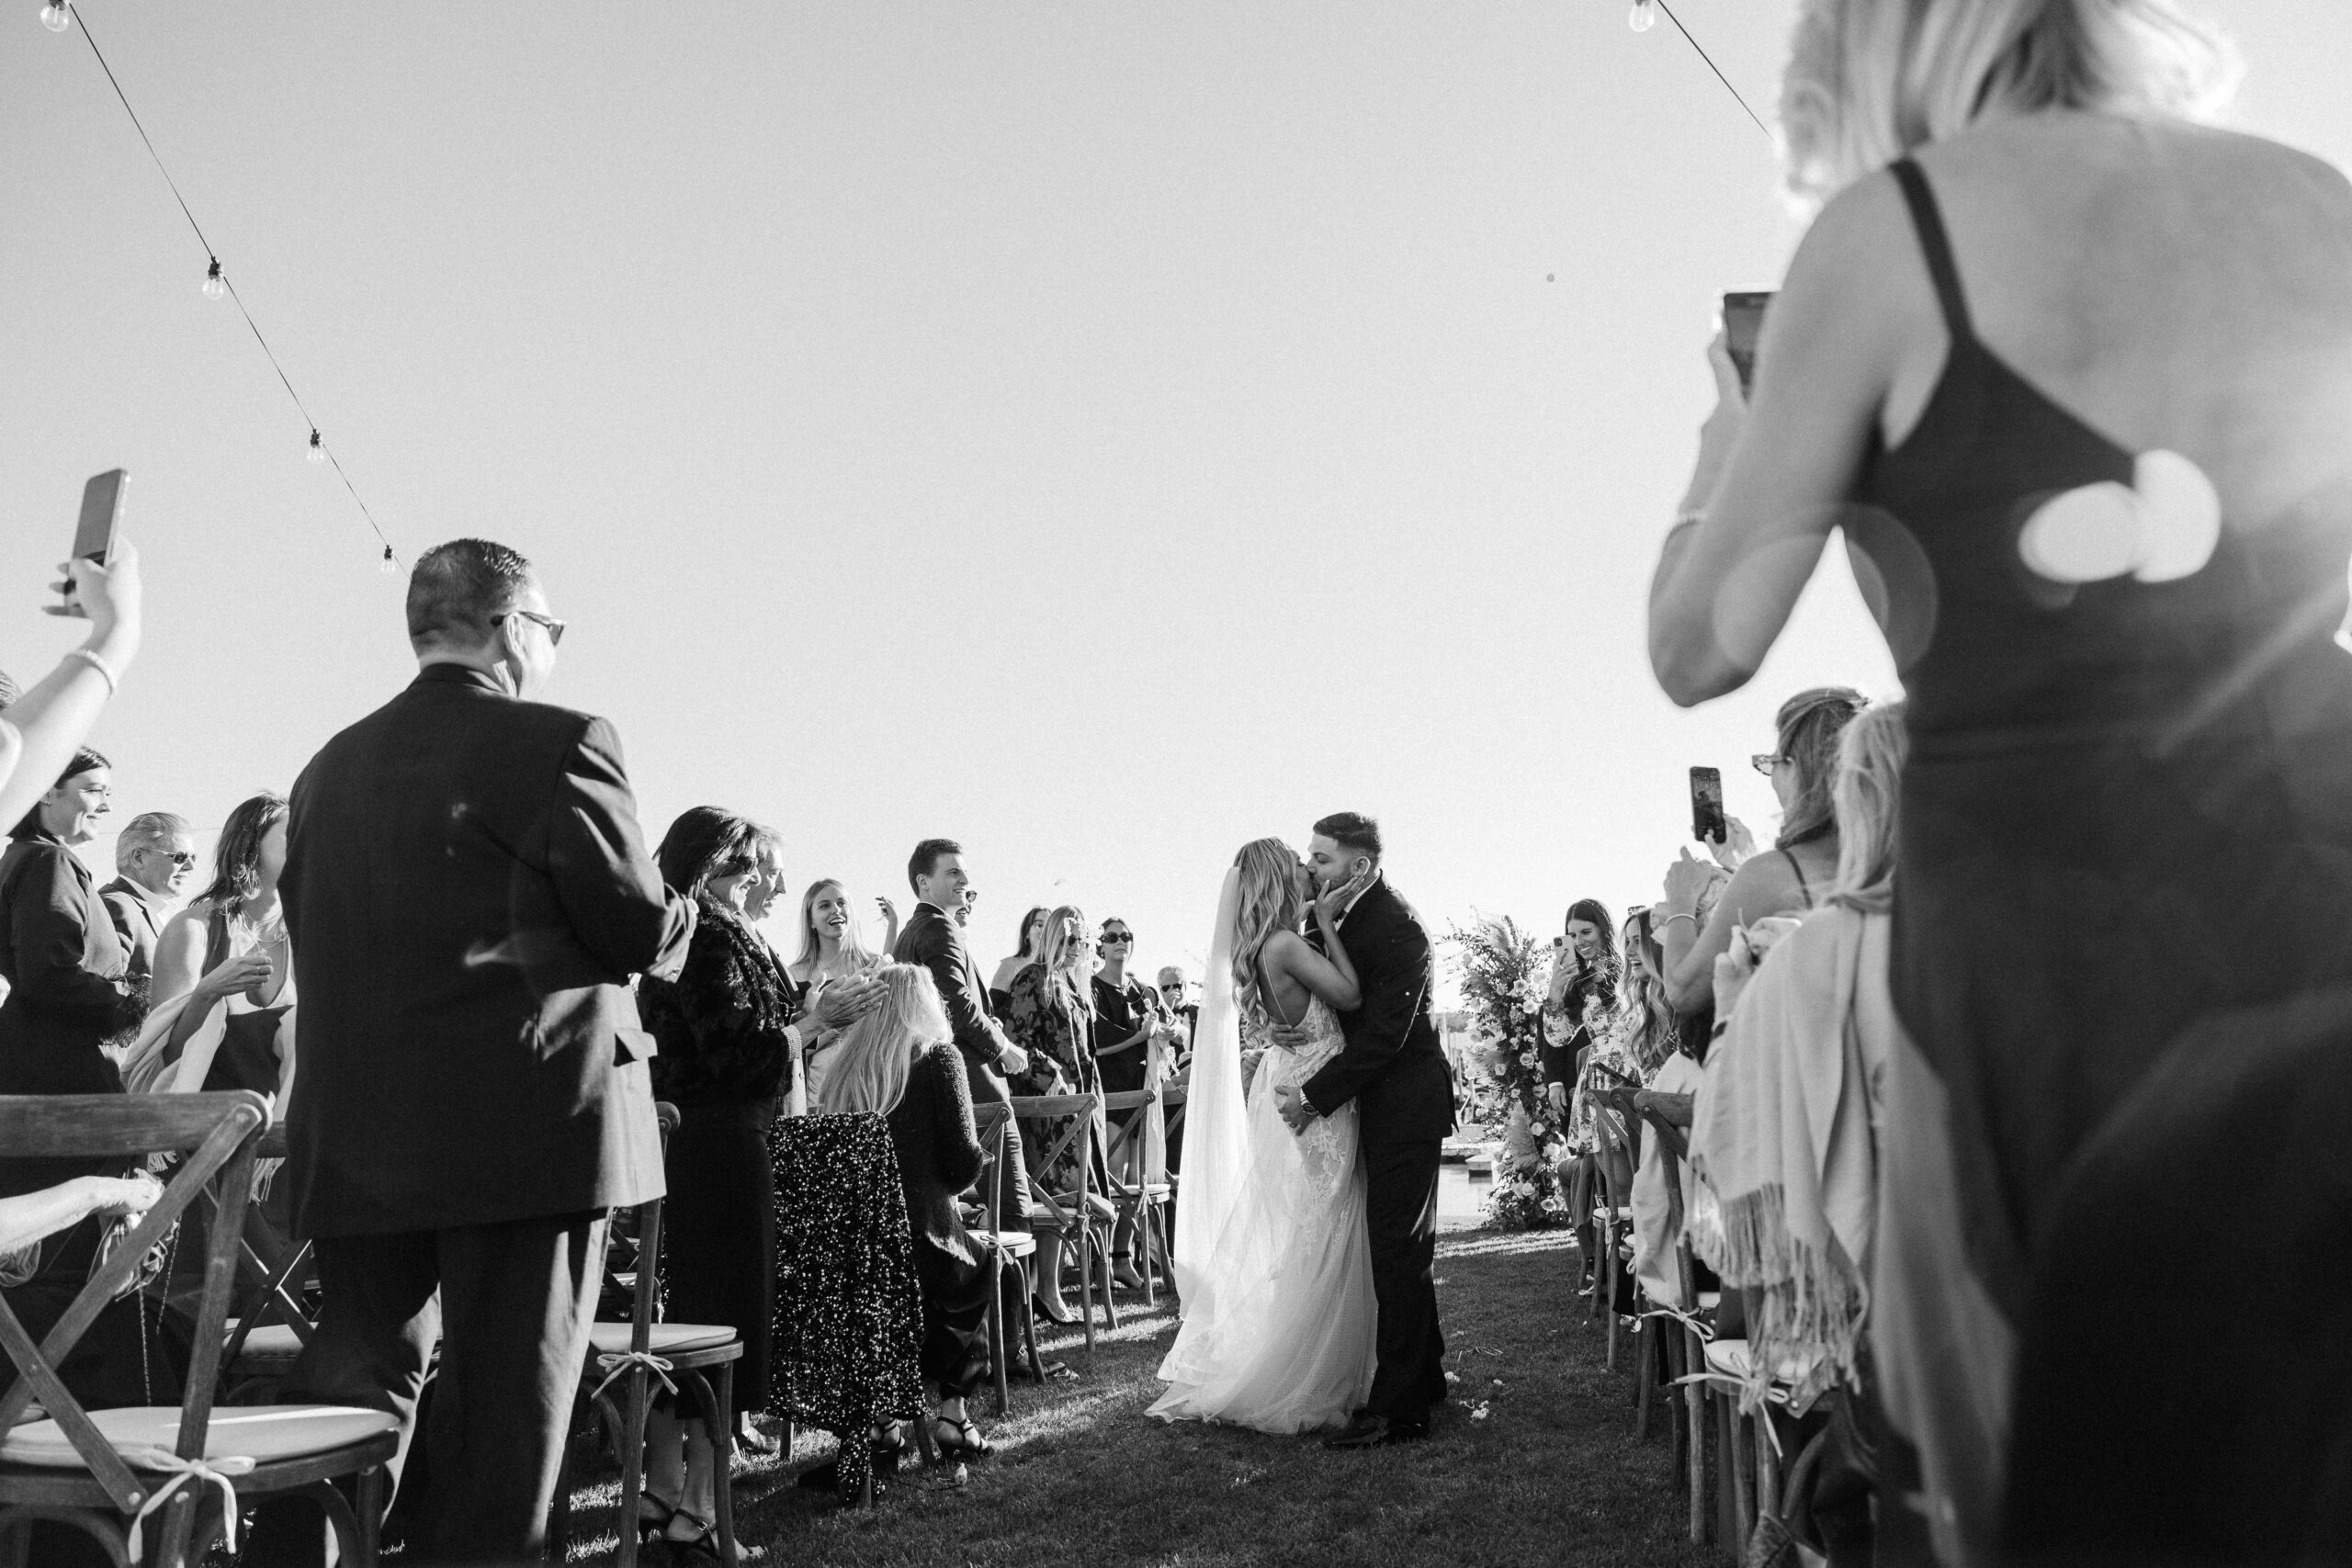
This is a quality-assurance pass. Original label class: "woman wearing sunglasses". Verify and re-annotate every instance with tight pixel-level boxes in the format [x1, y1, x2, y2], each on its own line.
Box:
[1091, 918, 1168, 1292]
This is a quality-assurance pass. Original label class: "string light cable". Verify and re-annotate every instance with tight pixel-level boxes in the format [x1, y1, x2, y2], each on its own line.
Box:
[1628, 0, 1775, 144]
[41, 0, 403, 574]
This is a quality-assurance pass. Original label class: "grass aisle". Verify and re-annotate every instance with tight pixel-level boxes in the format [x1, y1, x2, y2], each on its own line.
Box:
[570, 1230, 1715, 1567]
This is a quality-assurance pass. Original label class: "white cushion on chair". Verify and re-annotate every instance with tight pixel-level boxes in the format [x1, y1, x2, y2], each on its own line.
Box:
[0, 1404, 394, 1467]
[586, 1322, 737, 1356]
[1696, 1291, 1722, 1312]
[227, 1323, 307, 1360]
[1705, 1338, 1751, 1379]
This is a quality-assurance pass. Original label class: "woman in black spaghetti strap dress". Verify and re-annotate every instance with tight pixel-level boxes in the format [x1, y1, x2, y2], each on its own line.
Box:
[1648, 7, 2352, 1562]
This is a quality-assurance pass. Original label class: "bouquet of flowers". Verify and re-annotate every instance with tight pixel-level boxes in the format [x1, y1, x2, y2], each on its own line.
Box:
[1448, 915, 1570, 1231]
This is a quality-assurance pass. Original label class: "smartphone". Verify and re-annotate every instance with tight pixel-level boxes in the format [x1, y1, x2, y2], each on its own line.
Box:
[1722, 291, 1773, 396]
[74, 468, 129, 570]
[1690, 765, 1726, 846]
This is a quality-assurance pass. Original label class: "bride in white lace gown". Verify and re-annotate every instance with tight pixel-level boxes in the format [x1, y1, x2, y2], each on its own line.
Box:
[1149, 838, 1376, 1433]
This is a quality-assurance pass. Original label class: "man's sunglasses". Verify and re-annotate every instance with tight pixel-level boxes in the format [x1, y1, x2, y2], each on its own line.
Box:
[1159, 983, 1184, 994]
[145, 849, 198, 868]
[508, 608, 567, 647]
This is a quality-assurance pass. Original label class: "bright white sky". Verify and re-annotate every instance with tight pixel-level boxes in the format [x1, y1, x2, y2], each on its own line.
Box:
[4, 2, 2345, 998]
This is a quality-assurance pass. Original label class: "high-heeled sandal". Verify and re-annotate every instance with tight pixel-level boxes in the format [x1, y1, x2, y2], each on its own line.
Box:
[633, 1492, 676, 1546]
[930, 1413, 992, 1460]
[1031, 1292, 1077, 1325]
[662, 1506, 721, 1564]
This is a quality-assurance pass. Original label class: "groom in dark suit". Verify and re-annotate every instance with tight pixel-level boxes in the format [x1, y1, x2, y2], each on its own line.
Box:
[260, 538, 694, 1563]
[1276, 811, 1455, 1448]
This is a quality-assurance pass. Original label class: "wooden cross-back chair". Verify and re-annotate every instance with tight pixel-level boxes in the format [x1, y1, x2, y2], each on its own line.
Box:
[1097, 1088, 1170, 1307]
[0, 1092, 397, 1568]
[1636, 1108, 1716, 1546]
[1589, 1109, 1637, 1369]
[209, 1126, 316, 1400]
[967, 1104, 1044, 1416]
[1006, 1094, 1114, 1353]
[546, 1101, 743, 1568]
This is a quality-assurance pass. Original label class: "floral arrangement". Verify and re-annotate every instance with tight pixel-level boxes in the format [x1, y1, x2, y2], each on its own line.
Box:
[1448, 914, 1571, 1230]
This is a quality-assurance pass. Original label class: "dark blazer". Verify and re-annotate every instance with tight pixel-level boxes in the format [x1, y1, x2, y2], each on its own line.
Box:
[0, 832, 145, 1102]
[893, 904, 1016, 1082]
[1300, 875, 1456, 1147]
[281, 663, 695, 1237]
[97, 877, 166, 987]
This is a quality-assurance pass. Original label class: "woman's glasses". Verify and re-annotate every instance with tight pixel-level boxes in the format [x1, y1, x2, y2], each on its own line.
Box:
[1101, 932, 1132, 945]
[1751, 753, 1785, 777]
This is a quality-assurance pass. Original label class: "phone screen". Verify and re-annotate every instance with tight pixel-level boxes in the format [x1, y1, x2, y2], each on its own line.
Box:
[74, 469, 128, 568]
[1722, 292, 1773, 396]
[1690, 765, 1726, 846]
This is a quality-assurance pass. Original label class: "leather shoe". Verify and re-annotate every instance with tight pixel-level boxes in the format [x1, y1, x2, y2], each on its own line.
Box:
[1322, 1414, 1428, 1450]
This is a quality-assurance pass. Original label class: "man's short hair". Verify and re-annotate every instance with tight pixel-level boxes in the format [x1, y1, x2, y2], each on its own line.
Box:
[406, 538, 534, 644]
[115, 810, 193, 872]
[1313, 811, 1383, 861]
[908, 838, 962, 894]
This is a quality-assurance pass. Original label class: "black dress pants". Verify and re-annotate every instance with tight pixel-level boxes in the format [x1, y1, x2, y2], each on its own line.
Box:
[1363, 1136, 1446, 1427]
[245, 1210, 605, 1566]
[665, 1100, 775, 1410]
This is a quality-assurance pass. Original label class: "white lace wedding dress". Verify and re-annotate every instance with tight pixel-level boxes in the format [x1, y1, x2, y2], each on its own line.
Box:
[1148, 994, 1376, 1433]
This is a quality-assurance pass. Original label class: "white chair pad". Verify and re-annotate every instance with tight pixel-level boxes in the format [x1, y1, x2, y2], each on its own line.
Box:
[0, 1404, 394, 1468]
[586, 1322, 736, 1356]
[228, 1323, 308, 1359]
[1697, 1291, 1722, 1312]
[1702, 1337, 1809, 1384]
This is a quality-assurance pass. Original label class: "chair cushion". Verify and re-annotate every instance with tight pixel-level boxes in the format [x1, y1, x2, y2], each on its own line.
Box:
[969, 1229, 1037, 1258]
[1697, 1292, 1722, 1312]
[228, 1323, 308, 1361]
[585, 1322, 737, 1357]
[0, 1404, 395, 1467]
[1705, 1338, 1751, 1378]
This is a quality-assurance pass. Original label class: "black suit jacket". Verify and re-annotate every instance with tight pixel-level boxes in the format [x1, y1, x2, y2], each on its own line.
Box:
[281, 663, 695, 1237]
[96, 877, 165, 986]
[1300, 876, 1456, 1146]
[893, 904, 1014, 1080]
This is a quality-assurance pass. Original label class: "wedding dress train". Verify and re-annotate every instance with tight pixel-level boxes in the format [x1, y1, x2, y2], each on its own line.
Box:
[1148, 993, 1375, 1433]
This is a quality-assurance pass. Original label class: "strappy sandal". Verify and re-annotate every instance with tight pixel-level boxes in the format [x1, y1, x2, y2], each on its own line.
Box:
[633, 1492, 676, 1546]
[930, 1413, 993, 1460]
[662, 1506, 721, 1564]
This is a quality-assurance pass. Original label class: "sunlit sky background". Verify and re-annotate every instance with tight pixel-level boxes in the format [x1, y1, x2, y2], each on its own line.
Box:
[4, 2, 2343, 998]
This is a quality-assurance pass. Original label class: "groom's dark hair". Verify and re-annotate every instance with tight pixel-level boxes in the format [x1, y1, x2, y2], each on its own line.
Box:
[908, 838, 962, 893]
[1314, 812, 1382, 861]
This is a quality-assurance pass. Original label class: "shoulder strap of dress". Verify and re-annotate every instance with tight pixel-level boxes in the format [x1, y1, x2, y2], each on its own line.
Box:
[1779, 847, 1815, 908]
[1888, 158, 1975, 345]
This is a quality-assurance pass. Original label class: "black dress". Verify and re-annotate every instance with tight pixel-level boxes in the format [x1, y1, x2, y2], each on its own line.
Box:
[1849, 160, 2352, 1559]
[884, 1044, 991, 1398]
[640, 901, 799, 1413]
[1090, 972, 1155, 1135]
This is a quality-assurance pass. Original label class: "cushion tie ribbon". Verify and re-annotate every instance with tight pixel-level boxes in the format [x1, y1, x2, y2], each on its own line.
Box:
[126, 1449, 255, 1562]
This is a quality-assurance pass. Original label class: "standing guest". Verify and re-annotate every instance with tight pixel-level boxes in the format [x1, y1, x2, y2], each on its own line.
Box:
[954, 888, 975, 928]
[1539, 900, 1618, 1120]
[634, 808, 876, 1551]
[787, 877, 895, 1112]
[1005, 904, 1106, 1322]
[97, 809, 194, 985]
[1091, 916, 1164, 1290]
[1644, 3, 2352, 1556]
[1157, 966, 1199, 1052]
[1656, 689, 1862, 1020]
[737, 822, 790, 927]
[136, 793, 292, 1099]
[989, 906, 1048, 1013]
[824, 963, 998, 1460]
[0, 750, 145, 1106]
[894, 840, 1034, 1233]
[258, 538, 696, 1567]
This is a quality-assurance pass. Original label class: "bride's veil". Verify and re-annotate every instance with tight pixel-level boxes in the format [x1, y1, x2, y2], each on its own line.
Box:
[1170, 863, 1249, 1309]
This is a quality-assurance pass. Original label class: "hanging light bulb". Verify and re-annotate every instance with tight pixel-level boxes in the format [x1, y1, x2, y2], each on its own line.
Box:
[202, 257, 226, 300]
[1628, 0, 1657, 32]
[307, 429, 325, 464]
[379, 546, 400, 576]
[39, 1, 71, 32]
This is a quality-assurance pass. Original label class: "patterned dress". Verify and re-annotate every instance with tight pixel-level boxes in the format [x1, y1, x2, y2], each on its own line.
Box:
[1004, 962, 1101, 1200]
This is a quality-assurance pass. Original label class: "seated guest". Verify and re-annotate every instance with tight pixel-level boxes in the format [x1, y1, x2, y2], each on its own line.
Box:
[1656, 688, 1864, 1020]
[823, 963, 997, 1460]
[1005, 904, 1107, 1323]
[637, 807, 878, 1541]
[98, 809, 193, 985]
[787, 876, 892, 1111]
[1693, 702, 1907, 1409]
[989, 906, 1047, 1014]
[130, 794, 292, 1100]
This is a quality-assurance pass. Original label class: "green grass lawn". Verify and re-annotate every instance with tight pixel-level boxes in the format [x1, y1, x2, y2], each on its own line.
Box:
[566, 1229, 1717, 1567]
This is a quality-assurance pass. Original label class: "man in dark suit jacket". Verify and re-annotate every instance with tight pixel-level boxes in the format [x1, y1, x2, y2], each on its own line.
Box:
[264, 538, 694, 1564]
[893, 839, 1034, 1221]
[96, 809, 193, 986]
[1278, 812, 1456, 1448]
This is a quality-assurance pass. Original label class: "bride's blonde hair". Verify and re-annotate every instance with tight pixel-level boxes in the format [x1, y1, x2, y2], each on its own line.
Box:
[1228, 838, 1305, 1022]
[1781, 0, 2240, 204]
